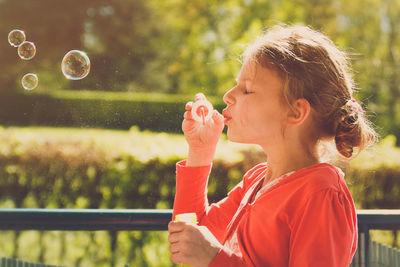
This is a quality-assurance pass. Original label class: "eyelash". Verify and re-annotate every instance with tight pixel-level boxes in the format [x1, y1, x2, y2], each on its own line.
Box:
[236, 84, 254, 94]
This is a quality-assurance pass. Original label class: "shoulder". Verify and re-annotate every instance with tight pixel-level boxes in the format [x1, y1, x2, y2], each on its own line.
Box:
[288, 164, 357, 227]
[294, 163, 345, 194]
[288, 163, 356, 217]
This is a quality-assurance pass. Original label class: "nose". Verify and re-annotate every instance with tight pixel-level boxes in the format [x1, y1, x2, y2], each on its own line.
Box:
[223, 87, 235, 105]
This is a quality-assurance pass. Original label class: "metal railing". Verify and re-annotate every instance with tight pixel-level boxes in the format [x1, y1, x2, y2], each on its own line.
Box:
[0, 208, 172, 231]
[354, 210, 400, 267]
[0, 209, 399, 266]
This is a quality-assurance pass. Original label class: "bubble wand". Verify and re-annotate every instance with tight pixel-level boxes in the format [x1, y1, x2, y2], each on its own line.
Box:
[191, 98, 213, 126]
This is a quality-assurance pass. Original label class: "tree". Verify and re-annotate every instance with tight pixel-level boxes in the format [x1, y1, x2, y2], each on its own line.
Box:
[0, 0, 169, 92]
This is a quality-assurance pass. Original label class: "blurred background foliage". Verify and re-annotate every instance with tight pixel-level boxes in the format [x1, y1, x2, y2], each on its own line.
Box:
[0, 0, 399, 138]
[1, 0, 400, 265]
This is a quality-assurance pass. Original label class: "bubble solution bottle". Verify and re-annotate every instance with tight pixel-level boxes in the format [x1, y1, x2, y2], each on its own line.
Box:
[175, 212, 198, 224]
[175, 213, 198, 267]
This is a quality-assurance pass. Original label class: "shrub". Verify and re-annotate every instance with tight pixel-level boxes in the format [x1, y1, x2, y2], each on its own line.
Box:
[0, 90, 226, 133]
[344, 135, 400, 209]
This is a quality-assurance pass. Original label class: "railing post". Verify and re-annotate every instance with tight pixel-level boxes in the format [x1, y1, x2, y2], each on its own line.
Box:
[362, 224, 370, 267]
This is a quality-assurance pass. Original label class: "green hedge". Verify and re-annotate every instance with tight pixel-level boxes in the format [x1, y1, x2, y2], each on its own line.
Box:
[343, 135, 400, 209]
[0, 91, 226, 133]
[1, 126, 398, 210]
[0, 126, 255, 210]
[0, 127, 400, 211]
[0, 125, 399, 211]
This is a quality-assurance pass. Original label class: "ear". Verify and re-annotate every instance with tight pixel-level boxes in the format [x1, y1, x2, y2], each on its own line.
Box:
[286, 98, 311, 126]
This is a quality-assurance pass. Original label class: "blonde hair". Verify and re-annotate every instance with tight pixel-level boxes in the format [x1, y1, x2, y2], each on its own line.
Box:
[243, 24, 377, 158]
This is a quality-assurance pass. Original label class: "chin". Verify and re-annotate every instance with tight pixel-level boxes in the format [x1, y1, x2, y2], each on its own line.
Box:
[227, 128, 262, 145]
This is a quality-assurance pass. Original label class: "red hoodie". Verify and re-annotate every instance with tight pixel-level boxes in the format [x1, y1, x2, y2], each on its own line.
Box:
[173, 161, 357, 266]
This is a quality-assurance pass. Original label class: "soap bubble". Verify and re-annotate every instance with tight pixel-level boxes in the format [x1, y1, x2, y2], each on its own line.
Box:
[18, 41, 36, 60]
[8, 29, 26, 47]
[61, 50, 91, 80]
[21, 73, 38, 90]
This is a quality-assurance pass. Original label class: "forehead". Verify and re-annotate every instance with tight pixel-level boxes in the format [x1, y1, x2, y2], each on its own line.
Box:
[237, 60, 283, 89]
[236, 60, 257, 81]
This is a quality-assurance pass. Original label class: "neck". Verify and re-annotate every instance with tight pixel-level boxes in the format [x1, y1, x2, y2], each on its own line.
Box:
[261, 142, 320, 184]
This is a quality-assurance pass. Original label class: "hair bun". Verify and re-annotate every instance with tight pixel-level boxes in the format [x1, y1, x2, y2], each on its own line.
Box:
[335, 99, 368, 158]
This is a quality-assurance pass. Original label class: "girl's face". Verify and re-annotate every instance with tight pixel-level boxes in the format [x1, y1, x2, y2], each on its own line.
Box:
[223, 61, 288, 147]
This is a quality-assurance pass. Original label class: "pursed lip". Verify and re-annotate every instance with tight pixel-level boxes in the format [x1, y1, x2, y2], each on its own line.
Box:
[222, 109, 232, 123]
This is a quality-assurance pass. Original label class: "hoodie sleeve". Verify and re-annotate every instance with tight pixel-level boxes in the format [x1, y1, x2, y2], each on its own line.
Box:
[173, 160, 263, 242]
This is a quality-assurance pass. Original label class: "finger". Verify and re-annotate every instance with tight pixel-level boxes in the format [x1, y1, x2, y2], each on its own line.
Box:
[185, 101, 193, 111]
[168, 221, 185, 233]
[182, 119, 196, 133]
[194, 93, 206, 101]
[168, 232, 180, 244]
[212, 110, 224, 124]
[184, 111, 193, 120]
[169, 241, 180, 254]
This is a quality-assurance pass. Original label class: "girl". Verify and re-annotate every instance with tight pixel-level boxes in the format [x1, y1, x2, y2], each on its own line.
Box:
[168, 24, 376, 266]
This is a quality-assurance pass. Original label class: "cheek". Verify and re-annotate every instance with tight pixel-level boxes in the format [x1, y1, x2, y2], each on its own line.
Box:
[253, 107, 283, 135]
[239, 98, 254, 126]
[249, 105, 268, 127]
[240, 99, 260, 129]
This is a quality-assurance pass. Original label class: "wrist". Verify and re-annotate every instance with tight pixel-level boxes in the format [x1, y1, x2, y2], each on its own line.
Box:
[187, 147, 216, 167]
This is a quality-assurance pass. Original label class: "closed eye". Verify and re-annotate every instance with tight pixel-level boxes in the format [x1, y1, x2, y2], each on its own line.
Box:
[236, 81, 254, 95]
[242, 84, 254, 95]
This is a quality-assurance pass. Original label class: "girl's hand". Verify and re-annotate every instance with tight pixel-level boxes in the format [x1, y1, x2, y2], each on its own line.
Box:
[168, 221, 222, 267]
[182, 93, 224, 166]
